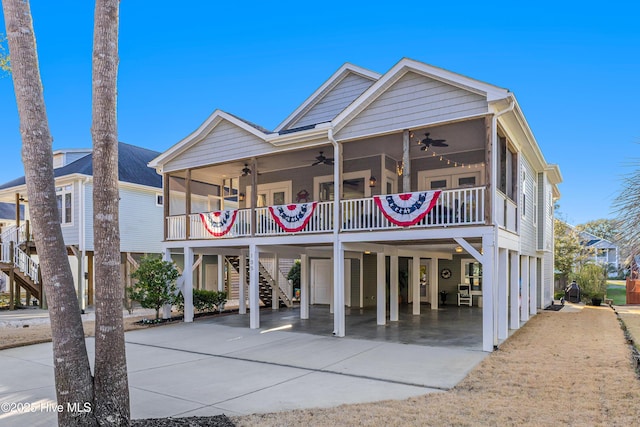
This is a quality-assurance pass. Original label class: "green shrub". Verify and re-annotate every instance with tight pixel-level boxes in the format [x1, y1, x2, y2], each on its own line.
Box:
[572, 263, 607, 302]
[287, 260, 301, 294]
[178, 289, 228, 315]
[128, 256, 180, 320]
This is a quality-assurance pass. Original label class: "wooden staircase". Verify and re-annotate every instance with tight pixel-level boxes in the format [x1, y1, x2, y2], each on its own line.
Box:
[225, 256, 292, 308]
[0, 223, 41, 303]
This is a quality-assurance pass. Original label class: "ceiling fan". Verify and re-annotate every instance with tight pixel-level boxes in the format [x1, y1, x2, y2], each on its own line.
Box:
[241, 164, 252, 176]
[420, 133, 448, 150]
[311, 151, 334, 166]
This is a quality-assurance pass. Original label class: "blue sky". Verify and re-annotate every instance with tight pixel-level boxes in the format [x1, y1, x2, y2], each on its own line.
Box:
[1, 1, 638, 225]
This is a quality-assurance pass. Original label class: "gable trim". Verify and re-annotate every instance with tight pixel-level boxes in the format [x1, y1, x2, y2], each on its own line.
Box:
[148, 110, 269, 170]
[274, 63, 380, 133]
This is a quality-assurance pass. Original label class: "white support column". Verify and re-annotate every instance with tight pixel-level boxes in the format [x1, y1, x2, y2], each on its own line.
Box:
[333, 241, 345, 337]
[390, 255, 399, 322]
[529, 257, 537, 315]
[376, 252, 386, 325]
[498, 248, 508, 340]
[272, 253, 279, 310]
[217, 254, 224, 292]
[482, 232, 495, 352]
[520, 256, 530, 322]
[183, 246, 194, 323]
[429, 257, 438, 310]
[509, 250, 520, 330]
[412, 256, 421, 315]
[249, 244, 260, 329]
[239, 250, 247, 314]
[300, 254, 309, 319]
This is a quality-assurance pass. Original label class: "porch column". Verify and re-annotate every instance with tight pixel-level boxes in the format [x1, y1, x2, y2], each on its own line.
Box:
[497, 248, 508, 340]
[520, 256, 530, 322]
[183, 246, 194, 323]
[239, 250, 247, 314]
[429, 257, 438, 310]
[390, 254, 399, 322]
[249, 243, 260, 328]
[300, 254, 309, 319]
[402, 129, 411, 192]
[412, 256, 421, 315]
[185, 169, 191, 239]
[376, 251, 386, 325]
[529, 257, 537, 315]
[482, 232, 496, 352]
[333, 241, 345, 337]
[509, 250, 520, 330]
[272, 253, 279, 310]
[216, 255, 223, 292]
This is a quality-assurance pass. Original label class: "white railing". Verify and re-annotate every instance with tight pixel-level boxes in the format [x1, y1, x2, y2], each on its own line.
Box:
[0, 222, 29, 245]
[255, 201, 333, 236]
[164, 187, 486, 240]
[13, 245, 39, 284]
[189, 209, 251, 239]
[166, 215, 186, 240]
[496, 191, 518, 233]
[342, 187, 485, 231]
[1, 241, 11, 263]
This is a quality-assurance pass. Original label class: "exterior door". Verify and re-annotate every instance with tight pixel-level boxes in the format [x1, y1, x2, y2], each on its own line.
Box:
[246, 181, 292, 207]
[311, 259, 332, 305]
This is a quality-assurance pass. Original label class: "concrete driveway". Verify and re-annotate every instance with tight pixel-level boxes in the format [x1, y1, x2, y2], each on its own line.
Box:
[0, 315, 486, 426]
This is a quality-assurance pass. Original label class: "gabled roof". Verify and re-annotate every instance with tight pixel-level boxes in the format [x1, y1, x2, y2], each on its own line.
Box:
[0, 142, 162, 190]
[274, 63, 381, 132]
[0, 202, 24, 220]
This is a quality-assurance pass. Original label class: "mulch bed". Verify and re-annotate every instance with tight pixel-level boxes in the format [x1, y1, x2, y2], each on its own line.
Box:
[132, 415, 235, 426]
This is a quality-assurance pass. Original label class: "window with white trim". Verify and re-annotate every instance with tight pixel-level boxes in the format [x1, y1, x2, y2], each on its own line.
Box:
[56, 184, 73, 225]
[533, 181, 538, 226]
[521, 170, 527, 218]
[156, 193, 163, 207]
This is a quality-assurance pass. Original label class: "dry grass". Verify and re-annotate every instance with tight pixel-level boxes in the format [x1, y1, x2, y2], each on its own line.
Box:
[233, 306, 640, 426]
[0, 315, 149, 350]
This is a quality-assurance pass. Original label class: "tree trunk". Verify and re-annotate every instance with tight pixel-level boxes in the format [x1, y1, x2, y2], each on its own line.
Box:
[1, 1, 97, 426]
[91, 0, 130, 424]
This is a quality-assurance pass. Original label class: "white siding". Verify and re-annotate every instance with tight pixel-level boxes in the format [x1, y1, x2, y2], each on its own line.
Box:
[60, 180, 80, 246]
[83, 183, 162, 254]
[537, 173, 553, 252]
[543, 252, 554, 306]
[289, 73, 375, 129]
[336, 72, 488, 141]
[519, 156, 536, 256]
[164, 120, 271, 172]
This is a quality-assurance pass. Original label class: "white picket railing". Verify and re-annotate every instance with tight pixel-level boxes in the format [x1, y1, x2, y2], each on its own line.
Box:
[14, 245, 39, 284]
[164, 187, 486, 240]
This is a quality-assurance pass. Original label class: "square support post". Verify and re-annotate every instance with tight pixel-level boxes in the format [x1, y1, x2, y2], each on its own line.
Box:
[520, 256, 530, 322]
[412, 256, 421, 315]
[429, 257, 438, 310]
[376, 251, 386, 325]
[482, 232, 496, 352]
[300, 254, 309, 319]
[217, 254, 224, 292]
[249, 244, 260, 329]
[390, 255, 399, 322]
[498, 248, 508, 340]
[529, 257, 537, 315]
[239, 250, 247, 314]
[509, 250, 520, 330]
[183, 246, 194, 323]
[333, 241, 345, 337]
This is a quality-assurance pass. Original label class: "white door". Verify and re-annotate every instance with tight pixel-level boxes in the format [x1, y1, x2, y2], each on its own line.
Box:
[311, 259, 332, 305]
[246, 181, 292, 207]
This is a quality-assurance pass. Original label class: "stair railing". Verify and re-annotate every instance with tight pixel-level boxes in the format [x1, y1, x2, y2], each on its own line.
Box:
[13, 244, 40, 284]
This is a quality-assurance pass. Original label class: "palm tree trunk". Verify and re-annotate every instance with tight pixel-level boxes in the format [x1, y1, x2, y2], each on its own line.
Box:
[1, 1, 97, 426]
[91, 0, 130, 424]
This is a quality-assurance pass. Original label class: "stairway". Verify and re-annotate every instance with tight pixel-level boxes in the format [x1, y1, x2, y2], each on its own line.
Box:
[0, 224, 41, 302]
[225, 256, 292, 308]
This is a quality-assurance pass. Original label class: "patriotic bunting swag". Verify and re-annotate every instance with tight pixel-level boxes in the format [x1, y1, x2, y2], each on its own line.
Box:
[200, 210, 238, 237]
[269, 202, 318, 232]
[373, 191, 441, 227]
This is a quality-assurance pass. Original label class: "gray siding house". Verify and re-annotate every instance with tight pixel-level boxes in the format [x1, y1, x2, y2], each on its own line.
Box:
[150, 58, 562, 352]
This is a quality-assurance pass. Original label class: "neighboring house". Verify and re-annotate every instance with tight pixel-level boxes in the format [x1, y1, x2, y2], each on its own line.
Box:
[0, 142, 163, 308]
[578, 229, 619, 276]
[149, 58, 562, 352]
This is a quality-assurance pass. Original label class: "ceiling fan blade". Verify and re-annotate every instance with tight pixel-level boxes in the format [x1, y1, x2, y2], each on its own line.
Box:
[431, 141, 448, 147]
[312, 160, 322, 166]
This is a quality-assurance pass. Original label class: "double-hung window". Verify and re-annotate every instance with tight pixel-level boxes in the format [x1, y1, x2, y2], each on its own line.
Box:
[56, 185, 73, 225]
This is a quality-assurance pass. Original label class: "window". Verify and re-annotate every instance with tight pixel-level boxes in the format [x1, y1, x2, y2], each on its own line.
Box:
[56, 185, 73, 225]
[533, 181, 538, 225]
[498, 135, 516, 200]
[521, 170, 527, 218]
[156, 194, 163, 207]
[461, 259, 482, 292]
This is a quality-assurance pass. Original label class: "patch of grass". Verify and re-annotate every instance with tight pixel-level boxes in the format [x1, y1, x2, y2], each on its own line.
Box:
[607, 283, 626, 305]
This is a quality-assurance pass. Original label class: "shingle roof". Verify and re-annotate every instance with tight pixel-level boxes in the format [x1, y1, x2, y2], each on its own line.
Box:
[0, 142, 162, 190]
[0, 202, 25, 220]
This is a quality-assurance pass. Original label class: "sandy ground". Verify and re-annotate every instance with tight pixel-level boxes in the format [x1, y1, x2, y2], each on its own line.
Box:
[234, 305, 640, 426]
[3, 304, 640, 426]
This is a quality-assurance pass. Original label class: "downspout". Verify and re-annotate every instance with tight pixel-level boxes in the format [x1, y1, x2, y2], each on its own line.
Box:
[490, 98, 515, 348]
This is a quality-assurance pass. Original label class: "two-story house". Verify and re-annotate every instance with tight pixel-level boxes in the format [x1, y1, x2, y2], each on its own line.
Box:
[149, 58, 562, 352]
[0, 142, 164, 309]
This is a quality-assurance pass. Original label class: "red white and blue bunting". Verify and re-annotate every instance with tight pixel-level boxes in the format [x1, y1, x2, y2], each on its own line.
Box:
[269, 202, 318, 232]
[200, 210, 237, 237]
[373, 191, 441, 227]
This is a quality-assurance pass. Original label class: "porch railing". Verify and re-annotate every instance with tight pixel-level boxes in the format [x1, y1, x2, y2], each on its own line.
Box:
[14, 245, 39, 284]
[165, 186, 486, 240]
[342, 186, 485, 231]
